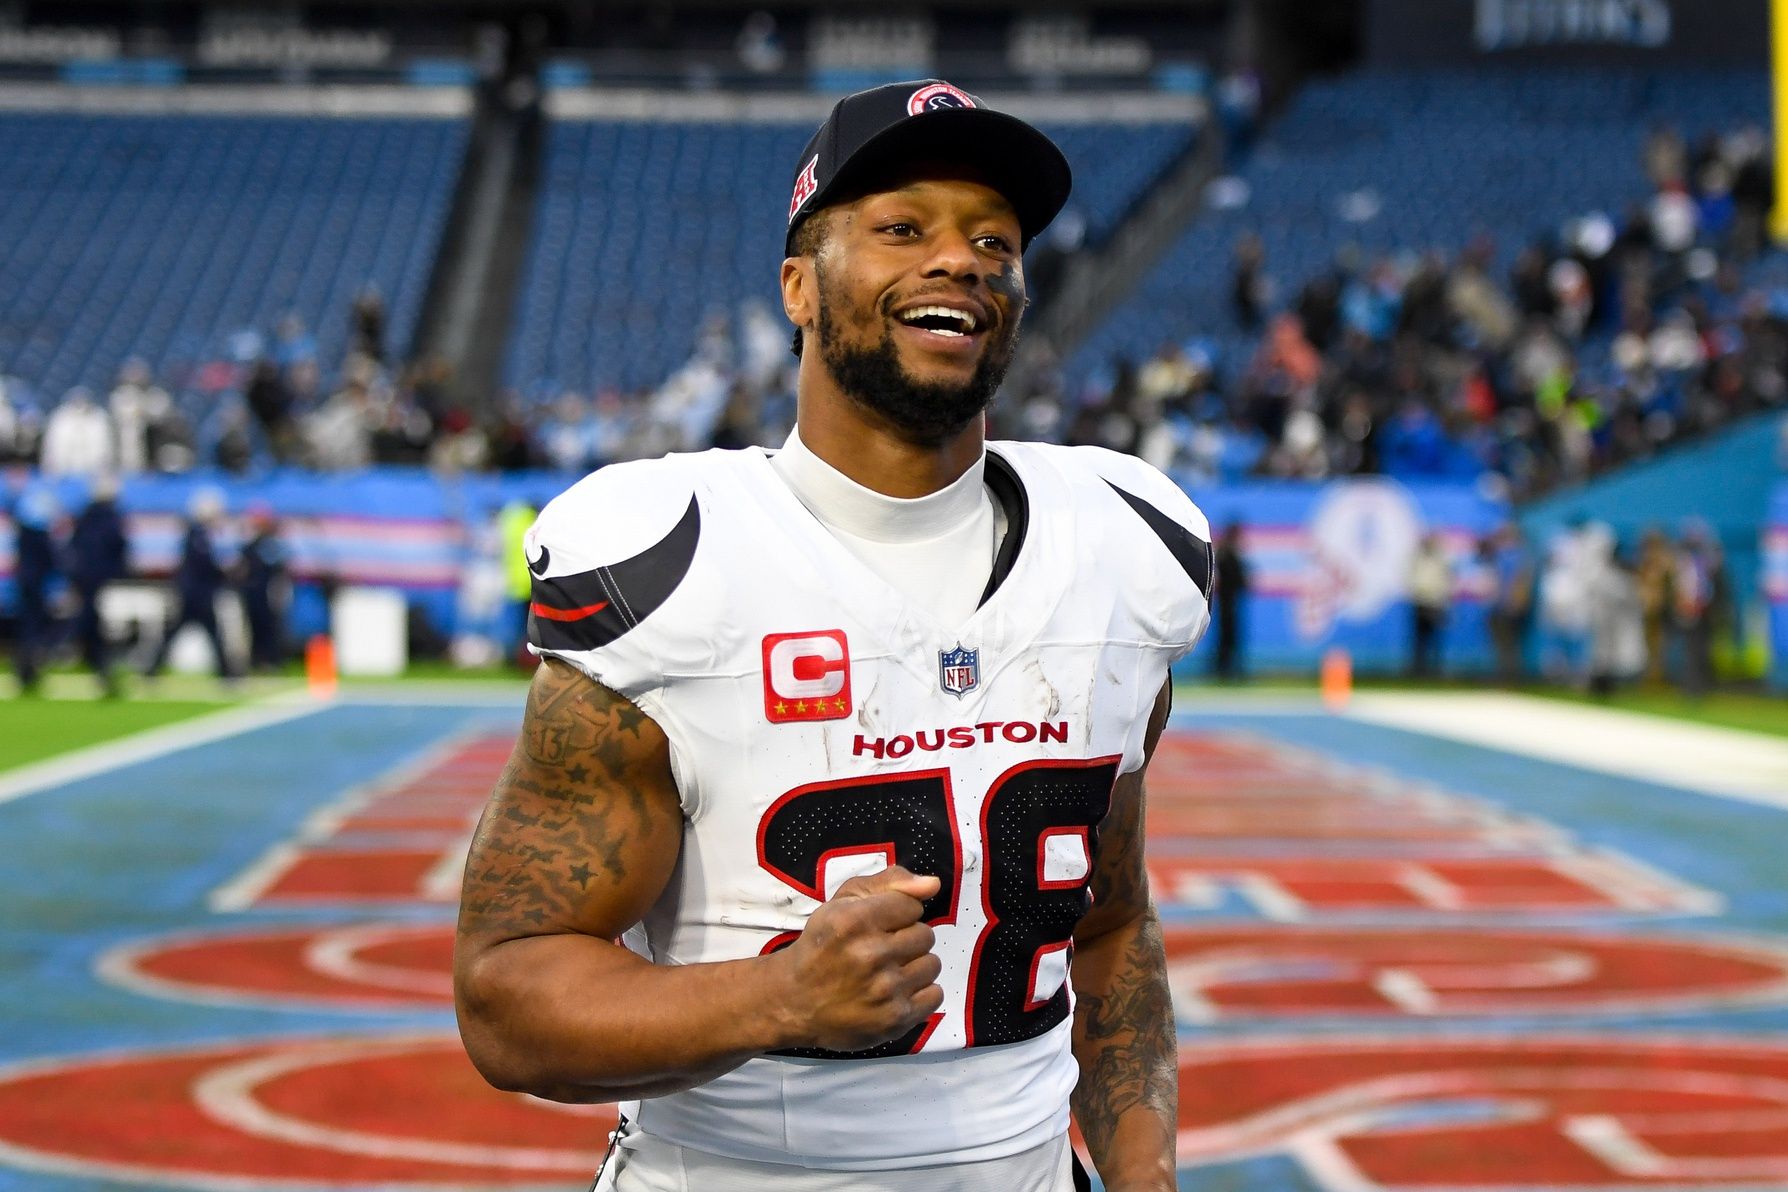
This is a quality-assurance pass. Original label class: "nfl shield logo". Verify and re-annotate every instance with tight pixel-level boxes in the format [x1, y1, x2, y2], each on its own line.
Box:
[939, 643, 979, 697]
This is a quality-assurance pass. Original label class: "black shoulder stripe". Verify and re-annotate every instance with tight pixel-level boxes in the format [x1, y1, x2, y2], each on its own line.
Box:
[528, 495, 701, 652]
[1105, 481, 1212, 599]
[979, 450, 1030, 607]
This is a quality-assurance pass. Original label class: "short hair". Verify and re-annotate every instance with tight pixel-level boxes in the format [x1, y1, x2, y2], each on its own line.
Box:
[788, 213, 830, 359]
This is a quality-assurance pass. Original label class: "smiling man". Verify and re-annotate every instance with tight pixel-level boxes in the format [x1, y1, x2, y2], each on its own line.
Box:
[454, 80, 1212, 1192]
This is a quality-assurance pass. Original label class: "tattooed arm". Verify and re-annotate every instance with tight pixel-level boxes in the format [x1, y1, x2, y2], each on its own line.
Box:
[1070, 679, 1177, 1192]
[454, 658, 941, 1103]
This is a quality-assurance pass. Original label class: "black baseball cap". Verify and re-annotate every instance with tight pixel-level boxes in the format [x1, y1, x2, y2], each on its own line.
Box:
[784, 79, 1072, 257]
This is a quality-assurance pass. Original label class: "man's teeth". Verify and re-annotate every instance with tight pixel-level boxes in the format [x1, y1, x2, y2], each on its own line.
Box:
[898, 305, 978, 334]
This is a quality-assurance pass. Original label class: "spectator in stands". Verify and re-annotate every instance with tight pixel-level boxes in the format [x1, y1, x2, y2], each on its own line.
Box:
[40, 388, 116, 479]
[1406, 532, 1452, 678]
[0, 377, 24, 464]
[308, 372, 377, 472]
[108, 359, 166, 475]
[143, 389, 197, 474]
[351, 286, 387, 364]
[1725, 125, 1772, 261]
[245, 358, 299, 464]
[1212, 522, 1249, 680]
[1231, 232, 1268, 332]
[486, 394, 542, 472]
[68, 475, 128, 697]
[429, 405, 492, 475]
[213, 405, 256, 475]
[273, 314, 318, 373]
[235, 505, 288, 674]
[5, 474, 60, 695]
[539, 391, 591, 472]
[1447, 239, 1518, 353]
[143, 489, 237, 683]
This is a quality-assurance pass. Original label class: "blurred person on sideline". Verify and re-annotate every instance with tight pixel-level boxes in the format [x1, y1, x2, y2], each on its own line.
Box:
[1538, 523, 1595, 686]
[1407, 532, 1453, 678]
[456, 80, 1201, 1192]
[143, 489, 237, 683]
[499, 500, 537, 667]
[1634, 528, 1676, 687]
[1585, 533, 1646, 697]
[1673, 519, 1726, 698]
[1213, 521, 1250, 680]
[1485, 525, 1533, 685]
[6, 475, 61, 694]
[68, 475, 129, 696]
[236, 504, 289, 674]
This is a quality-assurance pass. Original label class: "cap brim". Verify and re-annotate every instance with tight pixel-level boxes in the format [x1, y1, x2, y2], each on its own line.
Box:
[791, 107, 1071, 255]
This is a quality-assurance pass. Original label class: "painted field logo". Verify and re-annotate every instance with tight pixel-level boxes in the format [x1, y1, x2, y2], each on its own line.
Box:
[1171, 1034, 1788, 1189]
[939, 643, 978, 697]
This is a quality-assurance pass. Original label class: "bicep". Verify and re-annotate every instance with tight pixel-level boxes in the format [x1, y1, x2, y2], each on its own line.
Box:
[1075, 678, 1173, 942]
[457, 658, 683, 951]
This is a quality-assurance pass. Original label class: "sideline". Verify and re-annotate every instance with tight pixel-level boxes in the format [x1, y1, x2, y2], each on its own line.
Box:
[0, 693, 330, 807]
[1345, 692, 1788, 809]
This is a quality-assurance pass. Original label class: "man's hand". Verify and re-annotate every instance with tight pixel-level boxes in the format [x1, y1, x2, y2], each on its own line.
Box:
[771, 865, 943, 1052]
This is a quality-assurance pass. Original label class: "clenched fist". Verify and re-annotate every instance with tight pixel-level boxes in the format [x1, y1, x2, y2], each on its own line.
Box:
[769, 865, 944, 1052]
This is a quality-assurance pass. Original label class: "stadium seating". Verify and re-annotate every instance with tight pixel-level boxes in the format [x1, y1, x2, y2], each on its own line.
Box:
[0, 112, 468, 400]
[1067, 67, 1773, 386]
[504, 116, 1196, 396]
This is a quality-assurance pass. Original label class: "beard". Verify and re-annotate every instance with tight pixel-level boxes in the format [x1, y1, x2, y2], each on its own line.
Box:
[816, 276, 1019, 449]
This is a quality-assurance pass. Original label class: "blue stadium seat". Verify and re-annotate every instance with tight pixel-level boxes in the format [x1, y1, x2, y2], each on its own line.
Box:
[0, 112, 469, 399]
[1068, 67, 1773, 388]
[504, 115, 1197, 397]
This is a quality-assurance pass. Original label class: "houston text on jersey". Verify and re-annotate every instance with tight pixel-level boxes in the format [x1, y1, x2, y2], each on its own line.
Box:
[852, 720, 1070, 759]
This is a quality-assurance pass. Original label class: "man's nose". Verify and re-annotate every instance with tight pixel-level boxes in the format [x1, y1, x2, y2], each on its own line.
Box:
[920, 229, 981, 281]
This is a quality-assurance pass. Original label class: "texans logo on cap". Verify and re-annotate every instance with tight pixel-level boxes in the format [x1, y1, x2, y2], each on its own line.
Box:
[906, 83, 976, 116]
[788, 155, 820, 224]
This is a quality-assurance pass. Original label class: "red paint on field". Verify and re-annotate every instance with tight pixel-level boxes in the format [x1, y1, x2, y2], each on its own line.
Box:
[1175, 1035, 1788, 1187]
[0, 1037, 611, 1186]
[1163, 926, 1788, 1018]
[112, 924, 453, 1008]
[1151, 854, 1708, 916]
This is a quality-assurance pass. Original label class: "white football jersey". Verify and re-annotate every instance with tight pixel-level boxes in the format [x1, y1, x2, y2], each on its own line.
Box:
[526, 440, 1212, 1171]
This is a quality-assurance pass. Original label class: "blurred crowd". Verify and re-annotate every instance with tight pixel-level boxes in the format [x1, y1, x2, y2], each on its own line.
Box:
[1457, 517, 1729, 695]
[1, 124, 1781, 503]
[1011, 123, 1785, 499]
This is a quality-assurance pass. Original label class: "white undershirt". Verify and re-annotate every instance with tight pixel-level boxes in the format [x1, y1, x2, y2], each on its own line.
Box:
[769, 429, 996, 626]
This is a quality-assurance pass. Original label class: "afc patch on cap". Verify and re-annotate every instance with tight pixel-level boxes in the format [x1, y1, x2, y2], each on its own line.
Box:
[906, 82, 976, 116]
[788, 154, 820, 224]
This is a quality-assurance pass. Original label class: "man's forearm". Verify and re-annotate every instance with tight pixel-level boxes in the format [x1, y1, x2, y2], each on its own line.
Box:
[457, 934, 798, 1102]
[1070, 905, 1178, 1191]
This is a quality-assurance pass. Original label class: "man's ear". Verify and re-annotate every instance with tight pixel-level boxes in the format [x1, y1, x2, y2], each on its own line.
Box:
[781, 256, 816, 335]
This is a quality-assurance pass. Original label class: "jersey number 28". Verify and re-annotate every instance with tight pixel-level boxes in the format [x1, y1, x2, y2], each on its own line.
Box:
[757, 756, 1120, 1060]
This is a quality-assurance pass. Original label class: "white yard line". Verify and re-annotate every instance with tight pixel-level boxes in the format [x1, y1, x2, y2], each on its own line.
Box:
[1345, 692, 1788, 809]
[0, 693, 329, 806]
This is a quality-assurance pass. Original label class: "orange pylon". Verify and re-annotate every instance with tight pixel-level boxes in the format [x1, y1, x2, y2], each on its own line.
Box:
[1320, 647, 1352, 711]
[306, 634, 338, 699]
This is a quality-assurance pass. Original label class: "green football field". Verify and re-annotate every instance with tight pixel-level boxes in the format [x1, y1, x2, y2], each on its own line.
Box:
[0, 696, 236, 771]
[3, 668, 1785, 775]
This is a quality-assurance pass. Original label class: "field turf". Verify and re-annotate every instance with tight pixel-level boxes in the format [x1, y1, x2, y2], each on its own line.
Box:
[0, 697, 232, 772]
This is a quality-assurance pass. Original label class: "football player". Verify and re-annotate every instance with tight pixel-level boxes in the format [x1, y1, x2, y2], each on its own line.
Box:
[455, 79, 1212, 1192]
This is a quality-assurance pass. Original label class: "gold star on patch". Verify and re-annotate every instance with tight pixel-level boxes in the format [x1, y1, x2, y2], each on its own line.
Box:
[835, 698, 847, 711]
[795, 700, 807, 713]
[774, 701, 788, 715]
